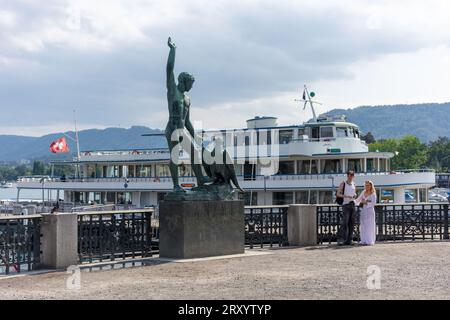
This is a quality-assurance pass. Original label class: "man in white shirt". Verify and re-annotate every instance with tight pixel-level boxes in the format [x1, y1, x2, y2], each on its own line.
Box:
[336, 170, 357, 245]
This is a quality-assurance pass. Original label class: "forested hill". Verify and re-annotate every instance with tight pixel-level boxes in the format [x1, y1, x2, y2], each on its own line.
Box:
[324, 102, 450, 142]
[0, 103, 449, 162]
[0, 126, 166, 162]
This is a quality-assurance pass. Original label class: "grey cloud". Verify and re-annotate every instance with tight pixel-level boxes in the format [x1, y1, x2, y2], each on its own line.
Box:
[0, 1, 442, 134]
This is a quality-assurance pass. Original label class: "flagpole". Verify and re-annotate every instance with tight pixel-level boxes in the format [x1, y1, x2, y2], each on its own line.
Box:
[74, 109, 81, 178]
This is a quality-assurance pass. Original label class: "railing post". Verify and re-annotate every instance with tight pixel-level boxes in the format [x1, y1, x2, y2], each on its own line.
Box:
[287, 205, 317, 246]
[375, 205, 384, 241]
[40, 213, 78, 270]
[444, 204, 449, 240]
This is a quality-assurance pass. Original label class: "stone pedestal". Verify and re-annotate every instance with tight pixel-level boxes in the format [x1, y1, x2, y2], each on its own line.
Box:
[40, 213, 79, 269]
[159, 200, 245, 259]
[288, 205, 317, 246]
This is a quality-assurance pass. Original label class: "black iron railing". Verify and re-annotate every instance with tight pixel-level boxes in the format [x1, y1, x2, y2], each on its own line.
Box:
[245, 206, 289, 249]
[0, 215, 41, 275]
[77, 209, 155, 263]
[317, 204, 449, 244]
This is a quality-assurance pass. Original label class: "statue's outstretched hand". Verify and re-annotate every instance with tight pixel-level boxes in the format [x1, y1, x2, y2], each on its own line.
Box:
[168, 37, 176, 49]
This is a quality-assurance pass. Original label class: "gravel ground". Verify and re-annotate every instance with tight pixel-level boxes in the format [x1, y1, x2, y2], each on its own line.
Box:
[1, 242, 450, 300]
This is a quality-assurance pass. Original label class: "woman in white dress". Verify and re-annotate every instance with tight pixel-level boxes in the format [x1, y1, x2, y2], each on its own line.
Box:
[356, 181, 377, 246]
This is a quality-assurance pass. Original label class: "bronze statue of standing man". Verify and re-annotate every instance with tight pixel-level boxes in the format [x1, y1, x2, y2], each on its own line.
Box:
[166, 37, 206, 192]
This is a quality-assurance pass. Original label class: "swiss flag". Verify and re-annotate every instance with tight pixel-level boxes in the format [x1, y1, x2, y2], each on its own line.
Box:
[50, 137, 70, 153]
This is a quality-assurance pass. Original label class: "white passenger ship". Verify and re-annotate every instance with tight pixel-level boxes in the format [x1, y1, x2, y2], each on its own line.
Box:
[16, 115, 435, 209]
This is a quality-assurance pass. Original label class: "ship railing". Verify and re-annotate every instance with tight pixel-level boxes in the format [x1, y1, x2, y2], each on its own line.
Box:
[18, 169, 435, 185]
[41, 176, 196, 183]
[254, 169, 435, 182]
[70, 204, 116, 213]
[0, 215, 41, 275]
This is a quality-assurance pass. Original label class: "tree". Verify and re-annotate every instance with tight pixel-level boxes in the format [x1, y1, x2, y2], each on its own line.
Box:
[427, 137, 450, 172]
[396, 135, 428, 169]
[369, 135, 427, 170]
[32, 160, 46, 175]
[15, 164, 31, 177]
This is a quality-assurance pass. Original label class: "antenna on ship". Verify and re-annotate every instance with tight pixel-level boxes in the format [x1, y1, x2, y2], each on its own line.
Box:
[61, 109, 82, 178]
[295, 85, 322, 122]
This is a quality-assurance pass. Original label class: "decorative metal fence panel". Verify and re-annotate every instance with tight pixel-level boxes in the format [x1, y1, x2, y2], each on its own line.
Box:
[376, 204, 449, 241]
[317, 204, 449, 244]
[317, 205, 360, 244]
[245, 206, 289, 249]
[77, 210, 155, 263]
[0, 215, 41, 275]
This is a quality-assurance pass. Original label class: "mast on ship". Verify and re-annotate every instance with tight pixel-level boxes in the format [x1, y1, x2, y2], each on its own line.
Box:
[62, 109, 82, 178]
[296, 85, 322, 122]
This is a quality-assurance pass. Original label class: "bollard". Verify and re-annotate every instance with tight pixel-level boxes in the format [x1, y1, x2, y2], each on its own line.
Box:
[40, 213, 79, 270]
[287, 205, 317, 246]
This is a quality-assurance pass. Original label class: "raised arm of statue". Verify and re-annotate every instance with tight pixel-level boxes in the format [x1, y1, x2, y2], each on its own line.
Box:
[167, 37, 177, 91]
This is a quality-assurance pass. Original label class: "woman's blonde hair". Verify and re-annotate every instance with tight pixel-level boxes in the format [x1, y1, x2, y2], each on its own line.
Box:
[365, 181, 376, 195]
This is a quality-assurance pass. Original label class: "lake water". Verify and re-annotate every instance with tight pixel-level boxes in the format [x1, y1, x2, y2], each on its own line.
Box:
[0, 185, 60, 201]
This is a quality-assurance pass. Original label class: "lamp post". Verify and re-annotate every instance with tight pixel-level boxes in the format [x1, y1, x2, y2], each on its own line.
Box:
[40, 177, 46, 207]
[263, 175, 269, 206]
[328, 175, 336, 203]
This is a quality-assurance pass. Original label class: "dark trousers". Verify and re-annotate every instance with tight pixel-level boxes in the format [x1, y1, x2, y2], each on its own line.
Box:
[339, 203, 356, 244]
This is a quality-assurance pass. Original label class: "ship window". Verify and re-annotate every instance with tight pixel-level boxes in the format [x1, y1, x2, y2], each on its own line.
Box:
[347, 127, 354, 137]
[322, 159, 342, 174]
[336, 127, 348, 138]
[380, 158, 387, 172]
[106, 192, 115, 203]
[277, 161, 295, 175]
[311, 127, 319, 140]
[137, 165, 152, 177]
[117, 192, 132, 205]
[295, 191, 309, 204]
[297, 161, 309, 174]
[367, 159, 375, 172]
[244, 163, 256, 181]
[93, 192, 102, 204]
[234, 164, 243, 176]
[273, 192, 294, 205]
[320, 127, 334, 139]
[380, 189, 394, 203]
[348, 159, 362, 172]
[310, 160, 318, 174]
[245, 136, 250, 146]
[156, 164, 170, 177]
[257, 130, 271, 145]
[126, 165, 135, 178]
[319, 191, 333, 204]
[279, 130, 293, 144]
[297, 160, 318, 174]
[86, 165, 96, 178]
[309, 190, 318, 204]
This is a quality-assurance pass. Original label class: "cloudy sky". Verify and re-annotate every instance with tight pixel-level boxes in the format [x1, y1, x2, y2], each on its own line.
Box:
[1, 0, 450, 136]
